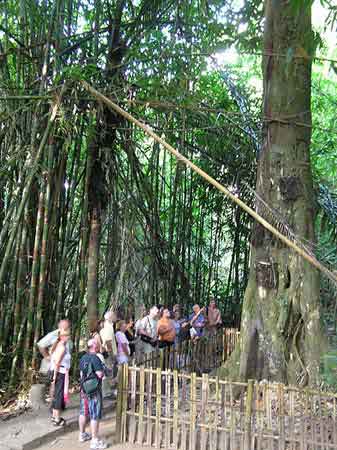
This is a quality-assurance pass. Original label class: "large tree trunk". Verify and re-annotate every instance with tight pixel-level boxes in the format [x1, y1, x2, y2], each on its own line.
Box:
[238, 0, 323, 386]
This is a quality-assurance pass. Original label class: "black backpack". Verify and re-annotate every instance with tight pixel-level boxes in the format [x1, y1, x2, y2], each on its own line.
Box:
[81, 359, 100, 396]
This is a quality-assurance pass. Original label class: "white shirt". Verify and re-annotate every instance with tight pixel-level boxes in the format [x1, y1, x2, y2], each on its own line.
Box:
[50, 345, 71, 374]
[37, 329, 73, 353]
[100, 321, 117, 355]
[138, 316, 158, 339]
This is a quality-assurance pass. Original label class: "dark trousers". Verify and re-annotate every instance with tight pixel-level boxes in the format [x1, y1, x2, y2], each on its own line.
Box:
[51, 372, 65, 411]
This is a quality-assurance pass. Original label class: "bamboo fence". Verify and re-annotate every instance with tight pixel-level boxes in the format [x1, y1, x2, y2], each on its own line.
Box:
[133, 328, 240, 374]
[117, 365, 337, 450]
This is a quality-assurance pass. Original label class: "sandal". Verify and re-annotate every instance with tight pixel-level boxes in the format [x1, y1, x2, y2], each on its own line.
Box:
[52, 417, 66, 427]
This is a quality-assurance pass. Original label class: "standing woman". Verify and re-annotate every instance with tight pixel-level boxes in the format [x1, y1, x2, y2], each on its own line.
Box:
[50, 329, 71, 426]
[115, 321, 130, 365]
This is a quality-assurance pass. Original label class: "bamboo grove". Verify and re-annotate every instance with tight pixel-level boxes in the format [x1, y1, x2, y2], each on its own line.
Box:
[0, 0, 336, 389]
[0, 0, 258, 387]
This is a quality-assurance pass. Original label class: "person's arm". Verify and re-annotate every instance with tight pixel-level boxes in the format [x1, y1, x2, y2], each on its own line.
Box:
[215, 310, 222, 325]
[37, 331, 55, 358]
[93, 356, 105, 379]
[39, 346, 50, 359]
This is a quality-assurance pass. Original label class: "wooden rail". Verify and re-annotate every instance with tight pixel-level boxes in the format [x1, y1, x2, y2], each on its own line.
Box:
[117, 365, 337, 450]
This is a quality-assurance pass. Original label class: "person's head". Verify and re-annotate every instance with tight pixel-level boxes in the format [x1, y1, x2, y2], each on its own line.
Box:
[210, 299, 217, 309]
[116, 320, 127, 332]
[127, 317, 134, 327]
[149, 306, 159, 319]
[104, 310, 117, 323]
[58, 319, 70, 331]
[87, 338, 99, 353]
[162, 308, 171, 319]
[192, 304, 200, 314]
[174, 309, 181, 320]
[59, 328, 71, 342]
[51, 328, 70, 353]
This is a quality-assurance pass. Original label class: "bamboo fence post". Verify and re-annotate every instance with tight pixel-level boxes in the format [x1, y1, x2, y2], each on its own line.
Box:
[137, 367, 145, 445]
[181, 374, 187, 450]
[165, 369, 171, 448]
[222, 329, 226, 363]
[146, 369, 153, 446]
[211, 376, 220, 450]
[159, 348, 164, 371]
[155, 367, 162, 448]
[278, 383, 285, 450]
[121, 364, 129, 443]
[173, 370, 179, 449]
[129, 368, 137, 443]
[333, 397, 337, 447]
[244, 379, 254, 450]
[200, 373, 208, 450]
[189, 372, 197, 450]
[116, 365, 124, 442]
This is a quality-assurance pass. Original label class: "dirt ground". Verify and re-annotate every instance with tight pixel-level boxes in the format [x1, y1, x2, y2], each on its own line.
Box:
[35, 417, 149, 450]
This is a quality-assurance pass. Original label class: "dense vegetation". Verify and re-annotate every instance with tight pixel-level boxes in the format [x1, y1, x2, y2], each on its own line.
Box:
[0, 0, 336, 390]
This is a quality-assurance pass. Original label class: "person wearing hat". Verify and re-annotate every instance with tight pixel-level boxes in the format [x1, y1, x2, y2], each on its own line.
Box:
[37, 318, 73, 374]
[49, 328, 72, 426]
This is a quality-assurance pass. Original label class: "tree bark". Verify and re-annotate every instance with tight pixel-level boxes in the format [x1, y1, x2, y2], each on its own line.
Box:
[238, 0, 323, 386]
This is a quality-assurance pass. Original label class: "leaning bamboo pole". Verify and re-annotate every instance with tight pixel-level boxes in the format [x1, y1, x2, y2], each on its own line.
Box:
[81, 81, 337, 285]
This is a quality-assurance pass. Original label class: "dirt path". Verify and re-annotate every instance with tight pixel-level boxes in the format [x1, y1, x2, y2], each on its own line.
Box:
[35, 417, 149, 450]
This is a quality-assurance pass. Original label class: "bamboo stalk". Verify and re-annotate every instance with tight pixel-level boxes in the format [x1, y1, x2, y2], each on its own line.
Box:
[0, 93, 62, 286]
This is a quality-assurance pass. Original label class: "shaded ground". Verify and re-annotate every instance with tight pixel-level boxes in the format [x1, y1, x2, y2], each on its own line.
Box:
[0, 393, 115, 450]
[35, 417, 148, 450]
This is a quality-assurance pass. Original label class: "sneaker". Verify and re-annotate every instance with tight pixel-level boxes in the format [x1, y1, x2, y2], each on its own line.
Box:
[79, 432, 91, 442]
[90, 439, 108, 449]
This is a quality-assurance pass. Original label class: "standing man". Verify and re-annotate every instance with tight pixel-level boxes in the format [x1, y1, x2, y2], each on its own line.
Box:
[78, 339, 107, 449]
[99, 311, 117, 397]
[207, 299, 222, 335]
[189, 305, 206, 340]
[37, 319, 73, 374]
[157, 308, 176, 349]
[137, 306, 159, 355]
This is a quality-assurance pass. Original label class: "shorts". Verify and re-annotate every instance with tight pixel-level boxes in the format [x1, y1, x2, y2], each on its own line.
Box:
[79, 391, 103, 420]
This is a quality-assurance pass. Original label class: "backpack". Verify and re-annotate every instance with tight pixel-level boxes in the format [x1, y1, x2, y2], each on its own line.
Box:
[81, 359, 100, 396]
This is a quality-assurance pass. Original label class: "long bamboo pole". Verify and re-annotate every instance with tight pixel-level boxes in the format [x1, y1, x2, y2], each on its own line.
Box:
[81, 81, 337, 285]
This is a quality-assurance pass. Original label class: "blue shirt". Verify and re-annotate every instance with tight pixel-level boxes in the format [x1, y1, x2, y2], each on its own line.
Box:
[188, 313, 206, 336]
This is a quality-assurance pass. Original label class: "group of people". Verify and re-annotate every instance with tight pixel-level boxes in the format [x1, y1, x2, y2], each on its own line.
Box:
[36, 299, 222, 449]
[136, 300, 222, 355]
